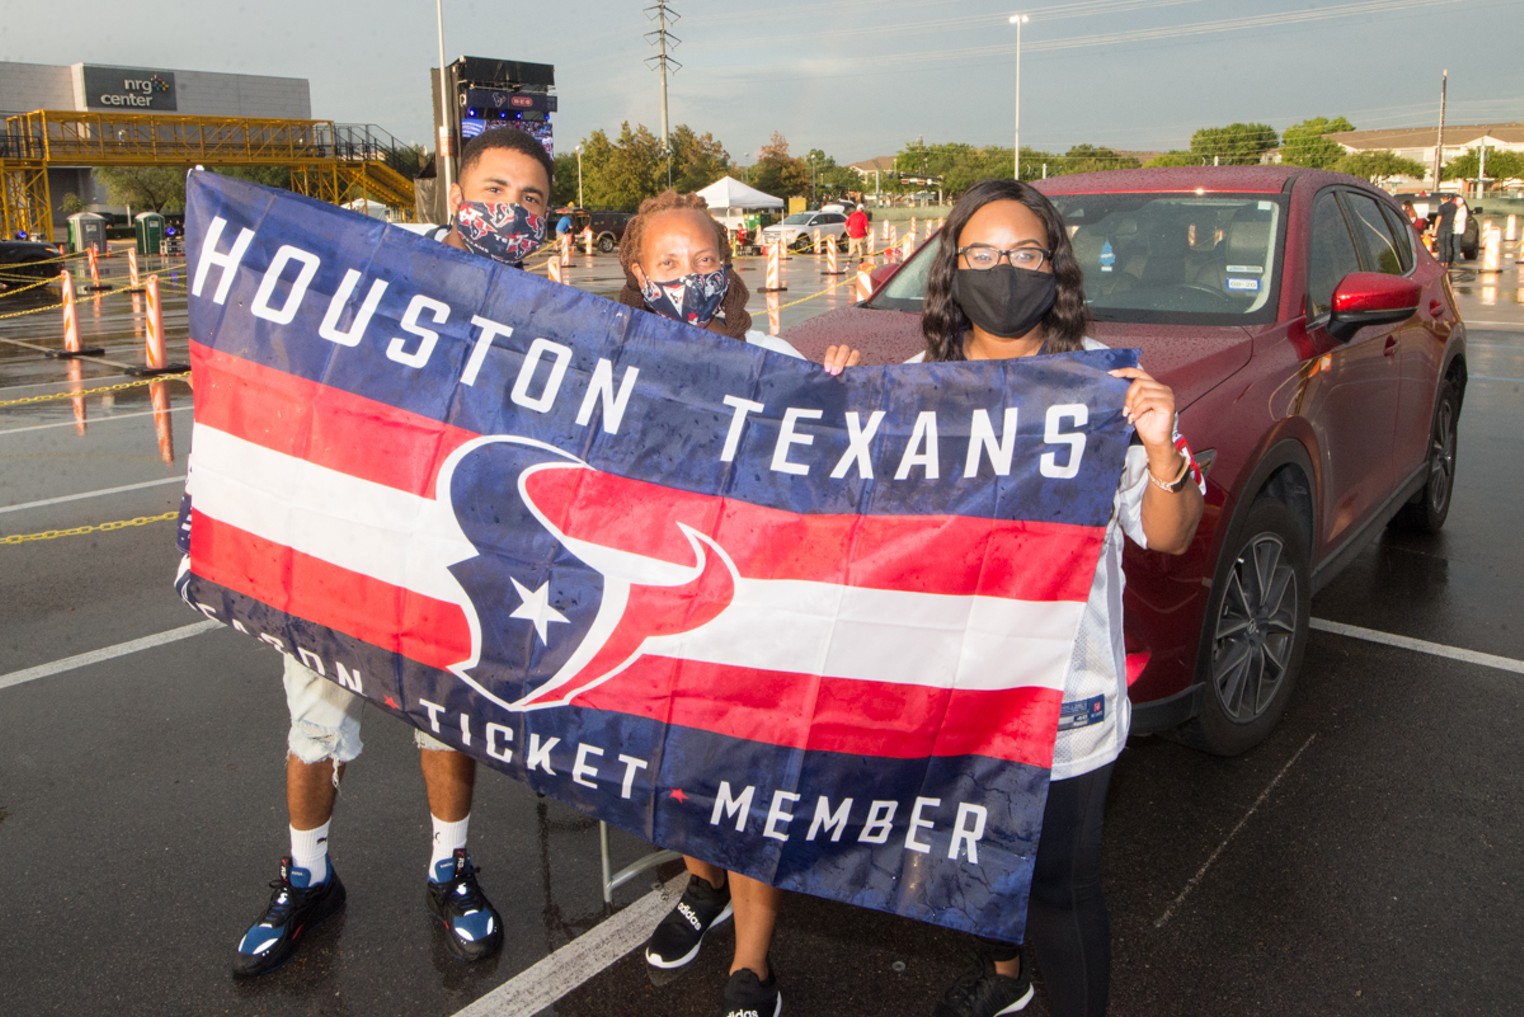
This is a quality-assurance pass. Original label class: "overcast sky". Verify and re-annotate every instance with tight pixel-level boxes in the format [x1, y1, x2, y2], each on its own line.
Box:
[4, 0, 1519, 162]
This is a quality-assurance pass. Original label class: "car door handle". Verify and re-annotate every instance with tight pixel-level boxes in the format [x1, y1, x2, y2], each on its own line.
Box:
[1429, 299, 1444, 318]
[1384, 337, 1398, 356]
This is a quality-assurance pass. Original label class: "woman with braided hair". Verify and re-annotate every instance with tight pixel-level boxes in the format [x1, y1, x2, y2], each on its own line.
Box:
[621, 190, 856, 1017]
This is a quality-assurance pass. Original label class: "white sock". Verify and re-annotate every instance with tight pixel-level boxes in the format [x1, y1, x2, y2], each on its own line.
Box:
[290, 821, 331, 883]
[429, 814, 471, 878]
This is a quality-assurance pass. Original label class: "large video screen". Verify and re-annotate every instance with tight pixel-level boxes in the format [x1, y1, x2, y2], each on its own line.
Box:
[459, 113, 554, 158]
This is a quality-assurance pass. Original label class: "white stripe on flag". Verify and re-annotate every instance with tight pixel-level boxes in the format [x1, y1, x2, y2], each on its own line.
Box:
[189, 423, 1080, 693]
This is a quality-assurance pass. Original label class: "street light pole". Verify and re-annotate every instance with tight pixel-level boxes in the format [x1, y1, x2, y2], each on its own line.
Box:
[435, 0, 454, 201]
[1009, 13, 1029, 182]
[575, 144, 584, 208]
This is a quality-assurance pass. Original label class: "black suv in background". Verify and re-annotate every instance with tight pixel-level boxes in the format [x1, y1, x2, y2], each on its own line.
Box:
[559, 209, 632, 253]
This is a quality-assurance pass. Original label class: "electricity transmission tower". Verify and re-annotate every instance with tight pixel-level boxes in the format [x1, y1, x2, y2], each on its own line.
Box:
[644, 1, 681, 185]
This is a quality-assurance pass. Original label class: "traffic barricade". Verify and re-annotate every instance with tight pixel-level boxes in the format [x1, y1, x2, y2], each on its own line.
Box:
[45, 269, 105, 359]
[126, 276, 190, 376]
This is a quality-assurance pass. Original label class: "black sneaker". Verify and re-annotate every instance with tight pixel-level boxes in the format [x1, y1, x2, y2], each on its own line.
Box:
[645, 874, 734, 971]
[232, 856, 346, 978]
[426, 848, 503, 962]
[723, 966, 782, 1017]
[933, 953, 1033, 1016]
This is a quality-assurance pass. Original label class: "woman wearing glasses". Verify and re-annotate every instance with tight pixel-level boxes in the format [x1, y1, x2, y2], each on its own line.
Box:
[920, 179, 1203, 1017]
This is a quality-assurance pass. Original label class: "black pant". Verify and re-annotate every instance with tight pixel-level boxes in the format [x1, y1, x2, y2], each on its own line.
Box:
[982, 762, 1115, 1017]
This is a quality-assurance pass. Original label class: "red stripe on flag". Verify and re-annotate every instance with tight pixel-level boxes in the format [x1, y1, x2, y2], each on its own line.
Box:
[579, 657, 1062, 767]
[191, 513, 471, 671]
[190, 342, 473, 497]
[527, 467, 1104, 602]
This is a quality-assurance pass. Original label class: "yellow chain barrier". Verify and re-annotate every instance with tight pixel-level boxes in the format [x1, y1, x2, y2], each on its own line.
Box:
[2, 510, 179, 546]
[0, 372, 189, 408]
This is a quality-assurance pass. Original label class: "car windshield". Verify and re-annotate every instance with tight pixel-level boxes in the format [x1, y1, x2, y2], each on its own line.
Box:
[1053, 193, 1285, 324]
[870, 192, 1286, 325]
[781, 213, 814, 225]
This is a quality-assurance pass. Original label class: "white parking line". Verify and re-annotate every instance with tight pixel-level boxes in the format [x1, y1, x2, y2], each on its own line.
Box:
[1310, 618, 1524, 675]
[1154, 734, 1316, 930]
[0, 406, 191, 437]
[0, 620, 219, 692]
[450, 873, 686, 1017]
[0, 476, 186, 515]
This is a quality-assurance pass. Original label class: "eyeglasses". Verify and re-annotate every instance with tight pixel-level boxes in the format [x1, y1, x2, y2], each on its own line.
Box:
[957, 244, 1051, 271]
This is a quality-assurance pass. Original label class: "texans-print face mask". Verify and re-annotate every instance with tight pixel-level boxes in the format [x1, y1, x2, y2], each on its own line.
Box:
[453, 201, 547, 265]
[638, 267, 730, 328]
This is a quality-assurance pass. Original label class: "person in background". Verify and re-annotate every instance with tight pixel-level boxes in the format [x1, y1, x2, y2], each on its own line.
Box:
[1432, 193, 1459, 269]
[844, 202, 870, 261]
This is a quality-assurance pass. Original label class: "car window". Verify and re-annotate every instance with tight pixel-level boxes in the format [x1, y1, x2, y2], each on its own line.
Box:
[1306, 191, 1360, 321]
[782, 213, 813, 225]
[821, 214, 845, 225]
[1377, 202, 1416, 273]
[1053, 193, 1284, 324]
[1342, 192, 1406, 276]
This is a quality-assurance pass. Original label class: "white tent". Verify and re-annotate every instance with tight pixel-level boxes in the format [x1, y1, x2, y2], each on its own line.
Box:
[696, 175, 783, 228]
[342, 197, 394, 222]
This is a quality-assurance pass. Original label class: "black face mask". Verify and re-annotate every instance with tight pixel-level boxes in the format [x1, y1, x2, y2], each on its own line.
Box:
[952, 264, 1057, 340]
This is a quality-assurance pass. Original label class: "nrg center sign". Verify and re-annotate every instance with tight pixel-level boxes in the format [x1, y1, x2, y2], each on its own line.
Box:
[80, 65, 178, 111]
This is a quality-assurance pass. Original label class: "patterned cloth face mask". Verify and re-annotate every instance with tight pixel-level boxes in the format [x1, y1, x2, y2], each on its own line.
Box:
[639, 267, 730, 328]
[453, 201, 547, 265]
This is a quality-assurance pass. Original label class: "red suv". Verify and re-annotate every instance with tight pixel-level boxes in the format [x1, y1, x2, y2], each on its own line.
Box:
[785, 166, 1466, 755]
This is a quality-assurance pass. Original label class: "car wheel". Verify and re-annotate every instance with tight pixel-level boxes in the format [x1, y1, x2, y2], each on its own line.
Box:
[790, 235, 813, 253]
[1392, 379, 1459, 533]
[597, 234, 616, 254]
[1179, 496, 1310, 756]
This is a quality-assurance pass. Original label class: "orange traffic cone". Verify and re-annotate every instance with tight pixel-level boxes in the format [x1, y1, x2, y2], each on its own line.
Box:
[855, 261, 874, 301]
[760, 243, 787, 292]
[46, 269, 105, 358]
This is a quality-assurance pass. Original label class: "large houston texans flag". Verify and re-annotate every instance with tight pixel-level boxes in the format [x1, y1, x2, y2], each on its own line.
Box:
[179, 171, 1138, 942]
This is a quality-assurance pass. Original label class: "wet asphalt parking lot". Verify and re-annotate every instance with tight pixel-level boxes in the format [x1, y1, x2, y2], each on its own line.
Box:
[2, 243, 1523, 1017]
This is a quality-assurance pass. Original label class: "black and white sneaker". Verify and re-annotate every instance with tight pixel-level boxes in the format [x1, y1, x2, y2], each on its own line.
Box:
[932, 953, 1033, 1016]
[645, 874, 733, 971]
[426, 849, 503, 962]
[723, 966, 782, 1017]
[232, 856, 346, 977]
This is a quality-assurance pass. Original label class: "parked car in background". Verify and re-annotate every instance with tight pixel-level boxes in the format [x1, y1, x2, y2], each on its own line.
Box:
[0, 236, 58, 290]
[760, 210, 849, 252]
[785, 166, 1468, 755]
[568, 210, 633, 253]
[1393, 191, 1482, 259]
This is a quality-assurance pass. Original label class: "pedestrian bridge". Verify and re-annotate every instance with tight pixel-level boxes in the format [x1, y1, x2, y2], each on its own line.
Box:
[1, 109, 417, 241]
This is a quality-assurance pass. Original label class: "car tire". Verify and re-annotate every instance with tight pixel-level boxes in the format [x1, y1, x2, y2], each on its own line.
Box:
[597, 234, 616, 254]
[1392, 379, 1459, 534]
[790, 235, 813, 254]
[1178, 496, 1310, 756]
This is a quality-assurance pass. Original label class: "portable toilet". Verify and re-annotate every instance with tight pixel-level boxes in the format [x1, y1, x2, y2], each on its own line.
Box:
[66, 212, 108, 254]
[134, 212, 166, 256]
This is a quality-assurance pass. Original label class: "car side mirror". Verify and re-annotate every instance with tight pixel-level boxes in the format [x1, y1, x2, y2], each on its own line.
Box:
[1327, 272, 1421, 342]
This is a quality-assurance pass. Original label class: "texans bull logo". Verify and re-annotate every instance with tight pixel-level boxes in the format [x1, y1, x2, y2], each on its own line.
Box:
[440, 436, 739, 712]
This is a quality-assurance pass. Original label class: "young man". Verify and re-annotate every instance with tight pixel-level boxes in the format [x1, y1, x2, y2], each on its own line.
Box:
[229, 127, 554, 978]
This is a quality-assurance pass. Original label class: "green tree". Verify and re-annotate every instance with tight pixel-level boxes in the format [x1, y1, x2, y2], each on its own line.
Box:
[751, 132, 810, 201]
[1334, 150, 1427, 183]
[669, 125, 731, 194]
[58, 192, 86, 216]
[802, 149, 857, 204]
[552, 151, 579, 207]
[1444, 148, 1524, 182]
[1190, 122, 1278, 165]
[577, 122, 665, 211]
[1279, 116, 1355, 169]
[1145, 150, 1203, 168]
[95, 166, 187, 212]
[1051, 144, 1140, 176]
